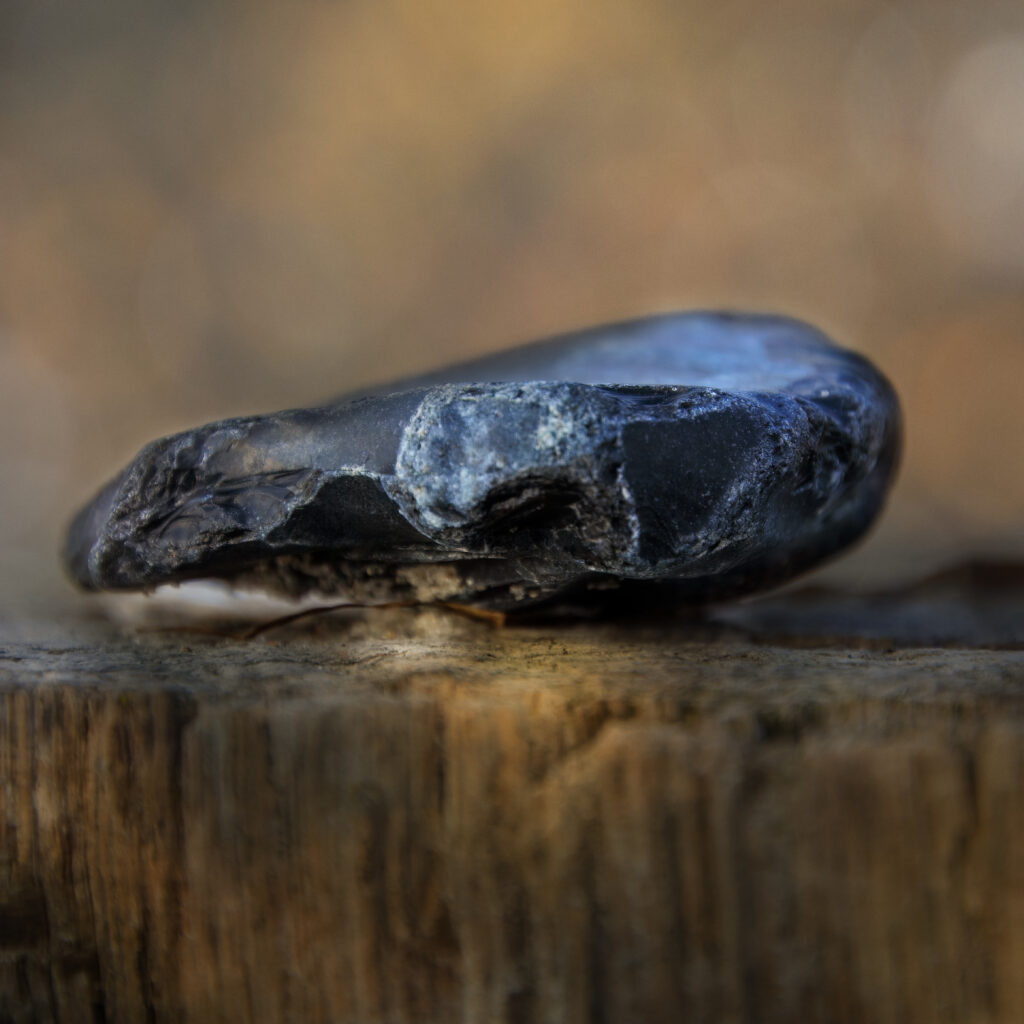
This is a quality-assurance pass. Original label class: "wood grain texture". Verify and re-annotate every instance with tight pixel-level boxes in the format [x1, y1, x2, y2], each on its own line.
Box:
[1, 605, 1023, 1023]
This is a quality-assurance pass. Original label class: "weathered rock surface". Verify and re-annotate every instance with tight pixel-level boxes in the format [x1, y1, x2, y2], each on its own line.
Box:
[63, 313, 901, 608]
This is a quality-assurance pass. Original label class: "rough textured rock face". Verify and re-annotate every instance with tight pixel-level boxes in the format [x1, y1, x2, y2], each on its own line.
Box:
[63, 312, 901, 609]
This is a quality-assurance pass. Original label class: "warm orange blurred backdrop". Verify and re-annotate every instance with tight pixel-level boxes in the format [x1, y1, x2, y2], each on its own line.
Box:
[2, 0, 1022, 612]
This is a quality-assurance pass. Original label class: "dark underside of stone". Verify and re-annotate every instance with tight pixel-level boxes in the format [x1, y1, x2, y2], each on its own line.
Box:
[63, 312, 901, 611]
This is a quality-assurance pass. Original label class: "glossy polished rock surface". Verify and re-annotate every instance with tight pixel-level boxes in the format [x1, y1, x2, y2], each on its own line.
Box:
[64, 313, 901, 609]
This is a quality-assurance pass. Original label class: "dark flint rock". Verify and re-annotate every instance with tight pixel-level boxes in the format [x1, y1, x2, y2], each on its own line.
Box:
[63, 312, 901, 610]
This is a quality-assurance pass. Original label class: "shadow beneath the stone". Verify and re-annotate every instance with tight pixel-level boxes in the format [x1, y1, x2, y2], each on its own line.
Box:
[554, 559, 1024, 652]
[99, 560, 1024, 654]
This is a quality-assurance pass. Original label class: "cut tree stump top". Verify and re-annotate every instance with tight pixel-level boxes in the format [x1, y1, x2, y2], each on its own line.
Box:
[2, 567, 1023, 1024]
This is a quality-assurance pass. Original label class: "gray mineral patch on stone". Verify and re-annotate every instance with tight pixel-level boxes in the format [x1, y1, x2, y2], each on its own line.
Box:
[63, 312, 901, 610]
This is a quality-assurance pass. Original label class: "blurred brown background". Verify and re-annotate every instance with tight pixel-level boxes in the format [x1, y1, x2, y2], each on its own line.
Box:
[2, 0, 1022, 614]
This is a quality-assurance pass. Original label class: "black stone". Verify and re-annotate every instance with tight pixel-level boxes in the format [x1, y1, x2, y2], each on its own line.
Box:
[63, 312, 901, 610]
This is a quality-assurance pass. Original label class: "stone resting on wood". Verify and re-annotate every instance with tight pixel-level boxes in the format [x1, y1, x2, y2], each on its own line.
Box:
[63, 312, 901, 609]
[12, 316, 1024, 1024]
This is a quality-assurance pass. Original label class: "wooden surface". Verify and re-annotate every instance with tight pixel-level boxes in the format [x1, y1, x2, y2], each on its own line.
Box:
[2, 574, 1024, 1024]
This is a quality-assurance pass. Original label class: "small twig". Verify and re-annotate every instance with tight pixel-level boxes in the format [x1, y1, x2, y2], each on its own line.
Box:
[132, 598, 506, 642]
[437, 602, 507, 628]
[239, 599, 506, 640]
